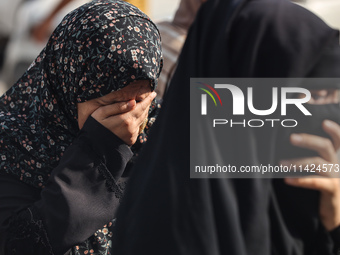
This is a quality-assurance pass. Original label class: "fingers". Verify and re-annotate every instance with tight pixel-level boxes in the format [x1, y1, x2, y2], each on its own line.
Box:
[97, 81, 152, 105]
[284, 118, 340, 232]
[91, 99, 136, 120]
[289, 133, 337, 162]
[282, 120, 340, 178]
[280, 156, 340, 178]
[284, 177, 334, 193]
[280, 156, 326, 171]
[132, 91, 156, 124]
[280, 152, 340, 177]
[91, 91, 156, 146]
[323, 120, 340, 151]
[289, 120, 340, 162]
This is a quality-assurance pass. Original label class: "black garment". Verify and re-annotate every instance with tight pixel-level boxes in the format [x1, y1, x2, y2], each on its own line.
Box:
[0, 116, 133, 255]
[113, 0, 340, 254]
[331, 226, 340, 252]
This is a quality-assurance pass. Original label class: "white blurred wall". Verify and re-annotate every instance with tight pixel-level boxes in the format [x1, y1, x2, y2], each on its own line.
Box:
[149, 0, 181, 22]
[297, 0, 340, 30]
[0, 0, 23, 36]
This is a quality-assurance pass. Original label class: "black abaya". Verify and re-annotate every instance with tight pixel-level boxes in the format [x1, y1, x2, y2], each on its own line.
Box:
[113, 0, 340, 254]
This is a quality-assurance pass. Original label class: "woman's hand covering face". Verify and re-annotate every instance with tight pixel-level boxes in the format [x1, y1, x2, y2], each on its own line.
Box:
[91, 91, 156, 146]
[77, 80, 156, 146]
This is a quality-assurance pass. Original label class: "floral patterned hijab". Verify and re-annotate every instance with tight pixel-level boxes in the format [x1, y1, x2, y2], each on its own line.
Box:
[0, 0, 162, 188]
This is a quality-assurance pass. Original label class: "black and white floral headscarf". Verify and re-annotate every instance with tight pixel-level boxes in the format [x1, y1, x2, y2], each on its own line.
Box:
[0, 0, 162, 188]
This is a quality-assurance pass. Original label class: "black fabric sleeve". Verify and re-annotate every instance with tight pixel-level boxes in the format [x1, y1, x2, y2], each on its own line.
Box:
[330, 226, 340, 255]
[0, 116, 133, 255]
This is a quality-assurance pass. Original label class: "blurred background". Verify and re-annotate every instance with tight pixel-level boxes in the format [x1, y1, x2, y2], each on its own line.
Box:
[0, 0, 338, 96]
[0, 0, 180, 95]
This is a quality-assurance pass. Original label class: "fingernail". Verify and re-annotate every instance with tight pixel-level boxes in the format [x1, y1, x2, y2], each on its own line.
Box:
[151, 91, 157, 97]
[324, 120, 336, 128]
[291, 134, 303, 144]
[127, 100, 135, 107]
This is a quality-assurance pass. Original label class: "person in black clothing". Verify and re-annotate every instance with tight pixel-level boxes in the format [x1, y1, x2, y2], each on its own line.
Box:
[0, 0, 162, 254]
[112, 0, 340, 254]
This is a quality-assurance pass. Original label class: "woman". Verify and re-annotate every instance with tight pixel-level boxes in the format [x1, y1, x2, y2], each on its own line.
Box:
[0, 0, 162, 254]
[112, 0, 340, 254]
